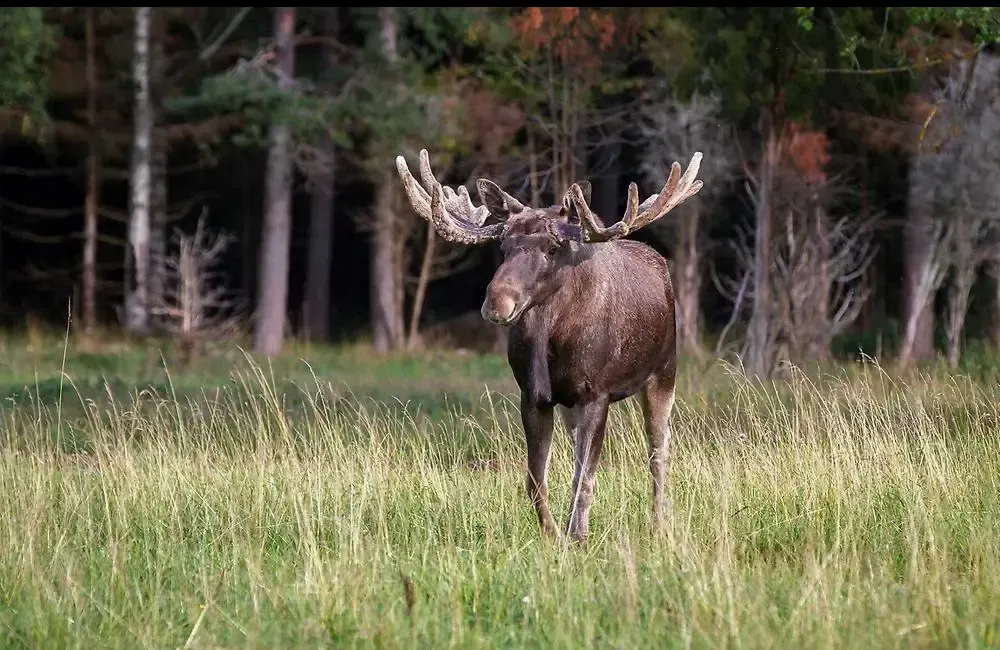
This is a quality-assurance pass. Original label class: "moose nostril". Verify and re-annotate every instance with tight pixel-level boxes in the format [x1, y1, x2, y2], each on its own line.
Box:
[495, 296, 516, 319]
[482, 292, 519, 323]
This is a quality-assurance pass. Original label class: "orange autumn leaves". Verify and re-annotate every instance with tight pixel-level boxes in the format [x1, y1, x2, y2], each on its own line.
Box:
[511, 7, 636, 74]
[781, 122, 832, 186]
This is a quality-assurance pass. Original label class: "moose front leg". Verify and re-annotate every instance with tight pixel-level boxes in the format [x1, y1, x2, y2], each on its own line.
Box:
[522, 398, 558, 538]
[565, 398, 611, 542]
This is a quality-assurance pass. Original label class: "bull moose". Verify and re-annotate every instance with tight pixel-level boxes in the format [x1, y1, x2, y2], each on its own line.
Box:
[395, 149, 703, 542]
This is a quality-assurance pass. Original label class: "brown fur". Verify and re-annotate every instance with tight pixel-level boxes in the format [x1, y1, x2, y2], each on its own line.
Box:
[480, 205, 677, 542]
[395, 149, 698, 542]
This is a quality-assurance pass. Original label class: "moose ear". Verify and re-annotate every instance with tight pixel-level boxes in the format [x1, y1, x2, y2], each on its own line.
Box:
[476, 179, 512, 219]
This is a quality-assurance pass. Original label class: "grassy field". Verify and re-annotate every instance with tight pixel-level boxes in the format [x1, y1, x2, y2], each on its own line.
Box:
[1, 330, 999, 649]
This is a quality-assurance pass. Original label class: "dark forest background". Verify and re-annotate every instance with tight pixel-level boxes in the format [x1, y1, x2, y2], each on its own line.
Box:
[1, 7, 999, 378]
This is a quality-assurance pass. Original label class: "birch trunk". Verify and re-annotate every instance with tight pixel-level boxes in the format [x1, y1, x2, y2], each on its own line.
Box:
[253, 7, 296, 357]
[125, 7, 152, 334]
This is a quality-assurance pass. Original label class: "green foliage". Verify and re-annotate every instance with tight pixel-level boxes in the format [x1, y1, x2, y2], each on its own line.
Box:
[170, 7, 479, 171]
[665, 8, 953, 130]
[0, 8, 56, 117]
[796, 7, 1000, 73]
[795, 7, 815, 32]
[472, 8, 642, 123]
[343, 7, 509, 167]
[901, 7, 1000, 46]
[637, 10, 698, 83]
[403, 7, 490, 68]
[666, 8, 830, 125]
[168, 69, 354, 151]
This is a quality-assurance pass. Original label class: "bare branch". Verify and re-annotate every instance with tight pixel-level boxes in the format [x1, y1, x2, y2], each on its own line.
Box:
[148, 211, 247, 353]
[199, 7, 252, 62]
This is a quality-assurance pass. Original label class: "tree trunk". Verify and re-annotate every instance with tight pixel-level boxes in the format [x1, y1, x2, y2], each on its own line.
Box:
[747, 126, 776, 378]
[809, 199, 832, 360]
[303, 153, 334, 340]
[82, 6, 99, 334]
[674, 200, 702, 354]
[370, 181, 405, 352]
[898, 230, 946, 367]
[900, 186, 936, 364]
[370, 7, 406, 354]
[302, 8, 337, 342]
[125, 6, 153, 335]
[253, 6, 296, 358]
[148, 27, 168, 329]
[945, 278, 970, 369]
[407, 224, 436, 349]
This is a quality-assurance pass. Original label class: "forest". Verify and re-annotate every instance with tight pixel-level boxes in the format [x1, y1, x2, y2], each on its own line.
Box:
[0, 7, 997, 375]
[3, 8, 1000, 649]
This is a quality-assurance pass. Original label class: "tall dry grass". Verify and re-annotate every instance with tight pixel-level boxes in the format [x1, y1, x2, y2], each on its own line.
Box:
[1, 356, 998, 649]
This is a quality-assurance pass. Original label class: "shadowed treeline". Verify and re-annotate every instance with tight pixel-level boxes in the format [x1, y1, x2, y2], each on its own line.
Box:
[0, 8, 997, 379]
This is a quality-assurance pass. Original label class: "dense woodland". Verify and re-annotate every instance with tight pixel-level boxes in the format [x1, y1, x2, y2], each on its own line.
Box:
[0, 7, 999, 377]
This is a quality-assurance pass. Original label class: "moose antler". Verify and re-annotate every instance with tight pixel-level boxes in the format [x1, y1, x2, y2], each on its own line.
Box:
[565, 152, 704, 243]
[396, 149, 521, 245]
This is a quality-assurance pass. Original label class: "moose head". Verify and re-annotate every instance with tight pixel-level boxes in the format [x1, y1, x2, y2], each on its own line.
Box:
[395, 149, 703, 328]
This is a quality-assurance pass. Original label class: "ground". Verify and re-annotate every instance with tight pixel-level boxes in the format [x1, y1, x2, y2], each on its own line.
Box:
[0, 329, 998, 649]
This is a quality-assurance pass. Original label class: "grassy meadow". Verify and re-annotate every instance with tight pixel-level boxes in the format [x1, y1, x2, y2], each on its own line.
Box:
[0, 329, 999, 649]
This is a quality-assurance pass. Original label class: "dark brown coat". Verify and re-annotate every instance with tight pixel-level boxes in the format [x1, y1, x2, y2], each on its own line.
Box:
[396, 149, 702, 541]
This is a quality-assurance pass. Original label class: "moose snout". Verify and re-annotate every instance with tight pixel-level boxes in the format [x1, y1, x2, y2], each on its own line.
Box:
[481, 286, 522, 326]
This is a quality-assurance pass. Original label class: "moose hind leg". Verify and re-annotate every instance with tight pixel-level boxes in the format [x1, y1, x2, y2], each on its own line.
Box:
[640, 372, 676, 530]
[522, 398, 558, 538]
[565, 399, 611, 542]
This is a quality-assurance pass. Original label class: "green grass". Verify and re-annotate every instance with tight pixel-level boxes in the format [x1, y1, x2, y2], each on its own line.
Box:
[1, 332, 999, 648]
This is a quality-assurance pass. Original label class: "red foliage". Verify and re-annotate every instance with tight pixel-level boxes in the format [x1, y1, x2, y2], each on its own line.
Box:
[437, 66, 526, 164]
[780, 121, 832, 186]
[510, 7, 635, 71]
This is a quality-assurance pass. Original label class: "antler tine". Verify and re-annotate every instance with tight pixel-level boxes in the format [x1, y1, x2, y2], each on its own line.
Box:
[443, 185, 490, 227]
[395, 153, 432, 217]
[569, 152, 704, 243]
[395, 149, 503, 245]
[418, 149, 438, 200]
[627, 152, 703, 231]
[562, 182, 607, 241]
